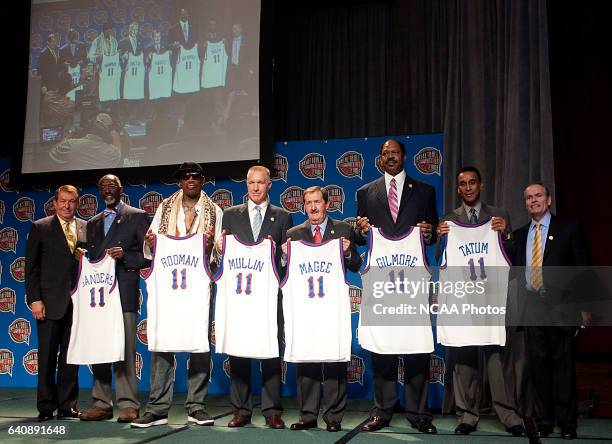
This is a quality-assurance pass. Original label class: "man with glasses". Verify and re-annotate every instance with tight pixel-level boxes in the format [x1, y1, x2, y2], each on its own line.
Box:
[78, 174, 150, 423]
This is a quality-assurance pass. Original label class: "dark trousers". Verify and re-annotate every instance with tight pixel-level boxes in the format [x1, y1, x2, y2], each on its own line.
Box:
[371, 352, 431, 422]
[36, 309, 79, 414]
[229, 356, 282, 417]
[296, 362, 347, 424]
[524, 327, 577, 429]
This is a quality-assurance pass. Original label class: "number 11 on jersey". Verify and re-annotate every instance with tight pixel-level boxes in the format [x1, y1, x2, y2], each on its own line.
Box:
[307, 276, 325, 298]
[172, 268, 187, 290]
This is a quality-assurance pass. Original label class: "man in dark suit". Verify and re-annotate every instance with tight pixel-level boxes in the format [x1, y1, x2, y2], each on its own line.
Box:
[218, 165, 292, 429]
[38, 33, 66, 93]
[437, 166, 524, 436]
[78, 174, 150, 423]
[283, 186, 361, 432]
[168, 7, 199, 56]
[26, 185, 86, 421]
[60, 29, 87, 68]
[356, 138, 438, 434]
[512, 183, 589, 440]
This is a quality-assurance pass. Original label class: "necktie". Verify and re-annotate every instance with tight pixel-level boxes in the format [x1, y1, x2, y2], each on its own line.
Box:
[388, 178, 399, 223]
[64, 221, 76, 254]
[313, 225, 323, 244]
[531, 223, 543, 290]
[252, 206, 263, 241]
[182, 23, 188, 42]
[469, 208, 478, 224]
[103, 208, 116, 216]
[71, 44, 75, 56]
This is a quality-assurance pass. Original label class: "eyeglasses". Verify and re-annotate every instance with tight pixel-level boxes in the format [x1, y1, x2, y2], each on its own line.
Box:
[179, 173, 203, 180]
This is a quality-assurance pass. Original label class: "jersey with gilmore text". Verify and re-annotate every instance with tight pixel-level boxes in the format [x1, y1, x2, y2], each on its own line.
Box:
[145, 234, 212, 352]
[67, 253, 124, 364]
[281, 238, 351, 363]
[173, 44, 201, 94]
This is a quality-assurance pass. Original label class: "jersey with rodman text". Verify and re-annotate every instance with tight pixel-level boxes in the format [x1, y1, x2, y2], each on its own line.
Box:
[173, 44, 200, 94]
[281, 239, 351, 363]
[67, 253, 124, 364]
[201, 40, 227, 88]
[359, 227, 434, 354]
[144, 234, 212, 352]
[99, 53, 121, 101]
[437, 220, 510, 346]
[214, 235, 280, 359]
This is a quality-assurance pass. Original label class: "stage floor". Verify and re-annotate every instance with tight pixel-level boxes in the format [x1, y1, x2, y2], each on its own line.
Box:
[0, 389, 610, 443]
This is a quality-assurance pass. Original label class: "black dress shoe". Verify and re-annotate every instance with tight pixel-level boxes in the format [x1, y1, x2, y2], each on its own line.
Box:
[537, 425, 553, 438]
[326, 421, 341, 432]
[411, 419, 437, 434]
[57, 408, 80, 419]
[506, 424, 526, 436]
[360, 416, 389, 432]
[38, 412, 54, 422]
[454, 423, 477, 435]
[290, 419, 317, 430]
[560, 427, 577, 440]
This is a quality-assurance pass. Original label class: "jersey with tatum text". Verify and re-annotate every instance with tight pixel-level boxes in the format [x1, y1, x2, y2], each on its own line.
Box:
[214, 235, 280, 359]
[437, 220, 510, 346]
[66, 64, 83, 102]
[359, 227, 434, 354]
[99, 53, 121, 102]
[67, 253, 124, 364]
[173, 44, 201, 94]
[144, 234, 212, 352]
[123, 52, 145, 100]
[281, 239, 351, 363]
[148, 51, 172, 99]
[201, 40, 227, 88]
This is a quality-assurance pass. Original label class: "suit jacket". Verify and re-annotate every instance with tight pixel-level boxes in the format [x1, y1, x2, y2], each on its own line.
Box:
[38, 47, 65, 92]
[512, 214, 589, 325]
[356, 174, 438, 244]
[222, 203, 293, 276]
[168, 21, 199, 49]
[118, 36, 145, 57]
[286, 218, 362, 273]
[86, 204, 150, 312]
[25, 216, 86, 320]
[60, 41, 88, 67]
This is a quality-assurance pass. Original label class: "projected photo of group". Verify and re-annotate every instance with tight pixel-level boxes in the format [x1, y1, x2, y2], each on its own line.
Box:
[22, 0, 261, 173]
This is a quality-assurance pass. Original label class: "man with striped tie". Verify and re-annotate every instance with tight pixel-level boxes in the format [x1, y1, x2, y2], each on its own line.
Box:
[512, 183, 589, 440]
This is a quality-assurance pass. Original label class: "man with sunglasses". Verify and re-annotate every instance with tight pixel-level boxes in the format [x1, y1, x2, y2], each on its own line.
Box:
[132, 162, 223, 428]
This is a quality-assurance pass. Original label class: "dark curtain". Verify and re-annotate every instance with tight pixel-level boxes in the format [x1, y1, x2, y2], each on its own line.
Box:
[273, 0, 554, 224]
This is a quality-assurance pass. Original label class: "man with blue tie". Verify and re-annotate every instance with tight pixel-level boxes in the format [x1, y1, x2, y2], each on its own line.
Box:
[78, 174, 150, 423]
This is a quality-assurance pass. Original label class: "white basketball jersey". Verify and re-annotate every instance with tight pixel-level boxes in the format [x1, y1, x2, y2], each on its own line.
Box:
[145, 234, 212, 352]
[281, 239, 351, 363]
[173, 44, 200, 94]
[66, 64, 83, 102]
[201, 41, 227, 88]
[99, 53, 121, 102]
[359, 227, 434, 354]
[122, 52, 145, 100]
[214, 235, 280, 359]
[148, 51, 172, 99]
[437, 220, 510, 346]
[67, 253, 124, 364]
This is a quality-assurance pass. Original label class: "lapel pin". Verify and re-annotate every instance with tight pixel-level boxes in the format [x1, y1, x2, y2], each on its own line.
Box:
[548, 235, 553, 240]
[331, 230, 335, 235]
[270, 217, 275, 222]
[409, 183, 413, 188]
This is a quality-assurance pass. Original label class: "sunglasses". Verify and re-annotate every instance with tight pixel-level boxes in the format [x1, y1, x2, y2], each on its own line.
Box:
[179, 173, 203, 180]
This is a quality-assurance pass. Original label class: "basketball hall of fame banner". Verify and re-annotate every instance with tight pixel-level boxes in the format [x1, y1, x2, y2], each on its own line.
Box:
[0, 133, 445, 407]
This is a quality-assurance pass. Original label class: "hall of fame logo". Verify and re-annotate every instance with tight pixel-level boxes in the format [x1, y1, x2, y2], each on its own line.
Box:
[135, 352, 143, 380]
[75, 12, 90, 28]
[139, 192, 163, 217]
[137, 289, 143, 314]
[0, 200, 5, 222]
[57, 14, 71, 31]
[223, 357, 231, 379]
[343, 217, 357, 231]
[137, 319, 148, 345]
[323, 185, 344, 212]
[0, 169, 16, 192]
[413, 147, 442, 176]
[398, 356, 405, 385]
[24, 294, 31, 312]
[127, 178, 146, 187]
[0, 228, 18, 253]
[211, 189, 233, 210]
[93, 10, 110, 26]
[229, 173, 246, 182]
[204, 177, 215, 186]
[9, 318, 31, 345]
[10, 258, 26, 282]
[39, 16, 53, 31]
[0, 349, 14, 376]
[112, 9, 127, 25]
[23, 349, 38, 375]
[131, 7, 146, 23]
[279, 186, 304, 213]
[242, 193, 249, 205]
[121, 193, 131, 206]
[30, 34, 42, 49]
[299, 153, 326, 180]
[43, 197, 56, 217]
[336, 151, 364, 179]
[78, 194, 98, 219]
[85, 29, 98, 43]
[32, 184, 51, 192]
[259, 360, 288, 384]
[160, 177, 177, 186]
[150, 4, 162, 20]
[272, 154, 288, 182]
[0, 288, 17, 314]
[374, 155, 383, 175]
[13, 197, 35, 222]
[347, 355, 365, 385]
[349, 285, 362, 313]
[140, 268, 150, 279]
[429, 354, 445, 385]
[210, 320, 216, 347]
